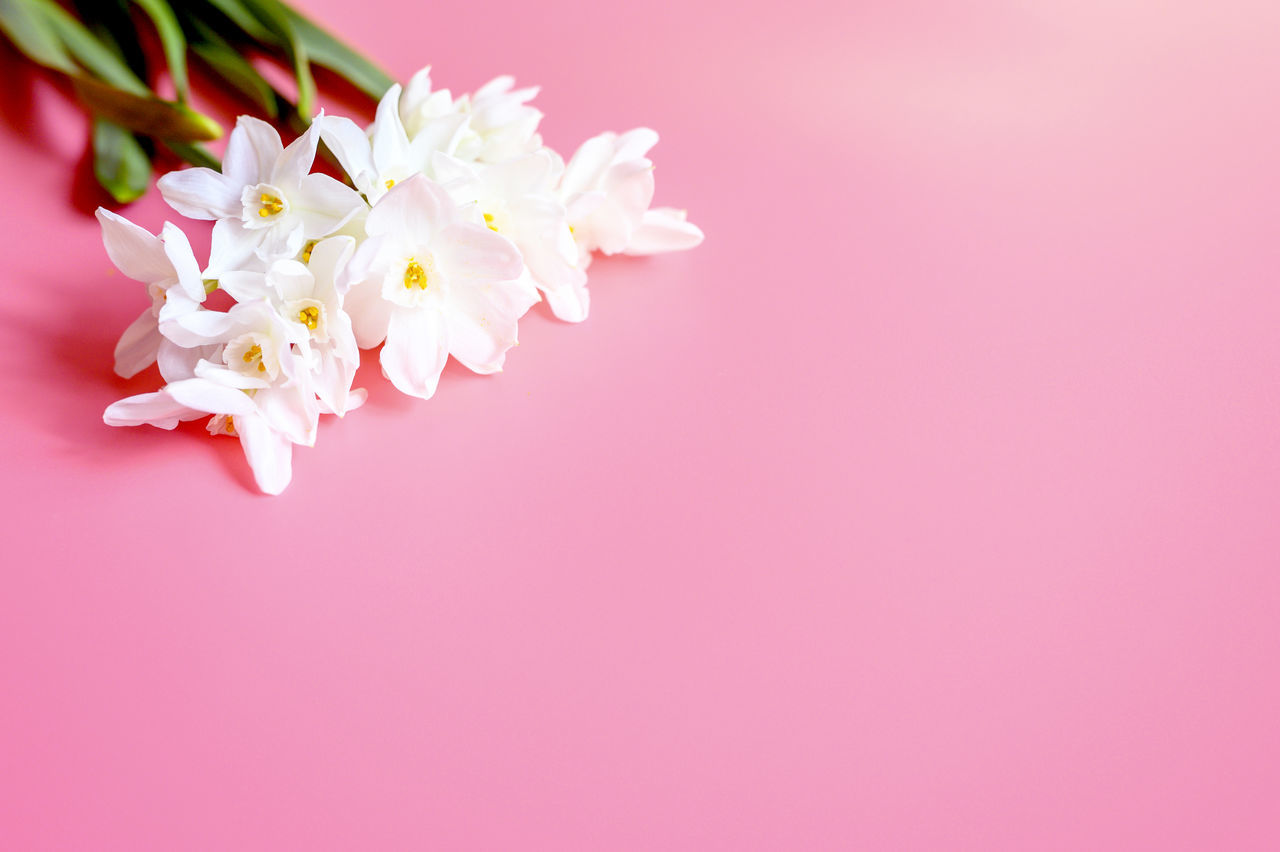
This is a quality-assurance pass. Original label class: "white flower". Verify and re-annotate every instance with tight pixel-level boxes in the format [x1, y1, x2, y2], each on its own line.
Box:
[218, 238, 363, 417]
[157, 116, 364, 261]
[318, 83, 467, 206]
[400, 67, 543, 164]
[97, 208, 207, 378]
[344, 174, 528, 399]
[106, 299, 321, 494]
[434, 150, 588, 322]
[560, 128, 703, 260]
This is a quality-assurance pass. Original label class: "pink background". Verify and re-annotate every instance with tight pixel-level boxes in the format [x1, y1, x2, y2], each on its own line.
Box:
[3, 0, 1279, 847]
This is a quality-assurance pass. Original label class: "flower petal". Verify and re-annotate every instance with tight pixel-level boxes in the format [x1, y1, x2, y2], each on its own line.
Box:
[96, 209, 171, 283]
[623, 207, 705, 255]
[157, 167, 241, 220]
[237, 412, 293, 495]
[103, 390, 200, 430]
[113, 309, 161, 378]
[292, 173, 365, 238]
[159, 223, 207, 302]
[165, 377, 258, 416]
[436, 223, 524, 283]
[366, 174, 453, 241]
[543, 281, 590, 323]
[316, 114, 376, 194]
[381, 308, 448, 399]
[223, 115, 283, 186]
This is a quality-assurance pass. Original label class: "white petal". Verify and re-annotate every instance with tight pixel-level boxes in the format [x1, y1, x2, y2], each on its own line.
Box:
[157, 340, 217, 383]
[544, 282, 590, 323]
[366, 174, 454, 240]
[103, 390, 200, 429]
[166, 377, 258, 416]
[371, 84, 411, 174]
[159, 223, 207, 302]
[218, 270, 272, 302]
[381, 308, 448, 399]
[114, 309, 161, 378]
[157, 168, 241, 219]
[560, 132, 618, 198]
[623, 207, 705, 255]
[206, 219, 263, 278]
[343, 278, 393, 348]
[96, 209, 171, 282]
[254, 386, 318, 446]
[316, 114, 376, 193]
[436, 223, 524, 283]
[237, 413, 293, 495]
[223, 116, 283, 186]
[193, 360, 270, 390]
[273, 120, 319, 188]
[292, 173, 365, 238]
[162, 308, 237, 347]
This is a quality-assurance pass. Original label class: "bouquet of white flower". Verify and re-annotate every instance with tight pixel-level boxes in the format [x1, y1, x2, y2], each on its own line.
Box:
[100, 69, 703, 493]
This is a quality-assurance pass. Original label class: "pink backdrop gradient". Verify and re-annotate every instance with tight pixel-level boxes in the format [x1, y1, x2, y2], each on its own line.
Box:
[3, 0, 1280, 847]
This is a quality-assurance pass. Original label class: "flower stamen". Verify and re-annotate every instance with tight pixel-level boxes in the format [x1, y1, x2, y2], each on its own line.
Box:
[243, 344, 266, 372]
[483, 212, 499, 232]
[298, 306, 320, 330]
[258, 193, 284, 218]
[404, 258, 428, 290]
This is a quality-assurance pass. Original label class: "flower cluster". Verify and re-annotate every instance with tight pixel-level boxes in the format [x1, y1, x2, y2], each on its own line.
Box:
[102, 68, 703, 494]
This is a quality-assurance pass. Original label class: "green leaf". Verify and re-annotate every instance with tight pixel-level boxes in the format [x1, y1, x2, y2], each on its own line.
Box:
[187, 16, 281, 119]
[200, 0, 277, 44]
[31, 0, 150, 94]
[0, 0, 79, 74]
[161, 139, 221, 170]
[127, 0, 189, 100]
[93, 118, 151, 203]
[239, 0, 314, 116]
[281, 4, 393, 101]
[74, 76, 223, 141]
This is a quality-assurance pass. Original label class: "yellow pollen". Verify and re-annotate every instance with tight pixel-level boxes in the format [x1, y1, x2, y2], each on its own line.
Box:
[298, 306, 320, 330]
[225, 417, 236, 436]
[403, 259, 428, 290]
[568, 224, 576, 237]
[258, 193, 284, 217]
[242, 344, 263, 369]
[385, 179, 396, 190]
[483, 212, 499, 232]
[301, 239, 318, 263]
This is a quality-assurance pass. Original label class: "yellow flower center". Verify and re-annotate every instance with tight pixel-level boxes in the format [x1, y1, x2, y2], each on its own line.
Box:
[403, 258, 430, 290]
[258, 193, 284, 218]
[298, 306, 320, 330]
[483, 212, 499, 232]
[243, 344, 266, 372]
[301, 239, 318, 263]
[385, 179, 396, 190]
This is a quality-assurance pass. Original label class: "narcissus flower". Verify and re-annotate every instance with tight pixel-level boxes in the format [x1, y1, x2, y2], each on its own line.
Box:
[344, 175, 530, 399]
[102, 67, 702, 494]
[158, 116, 364, 260]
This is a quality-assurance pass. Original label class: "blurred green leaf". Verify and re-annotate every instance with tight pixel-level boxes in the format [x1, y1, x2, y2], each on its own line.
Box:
[127, 0, 189, 100]
[162, 139, 221, 170]
[282, 4, 393, 101]
[93, 118, 151, 203]
[32, 0, 150, 93]
[74, 76, 222, 141]
[0, 0, 80, 74]
[187, 16, 281, 119]
[240, 0, 314, 116]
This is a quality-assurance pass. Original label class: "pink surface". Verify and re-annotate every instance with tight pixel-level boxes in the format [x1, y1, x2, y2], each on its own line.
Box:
[3, 0, 1280, 848]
